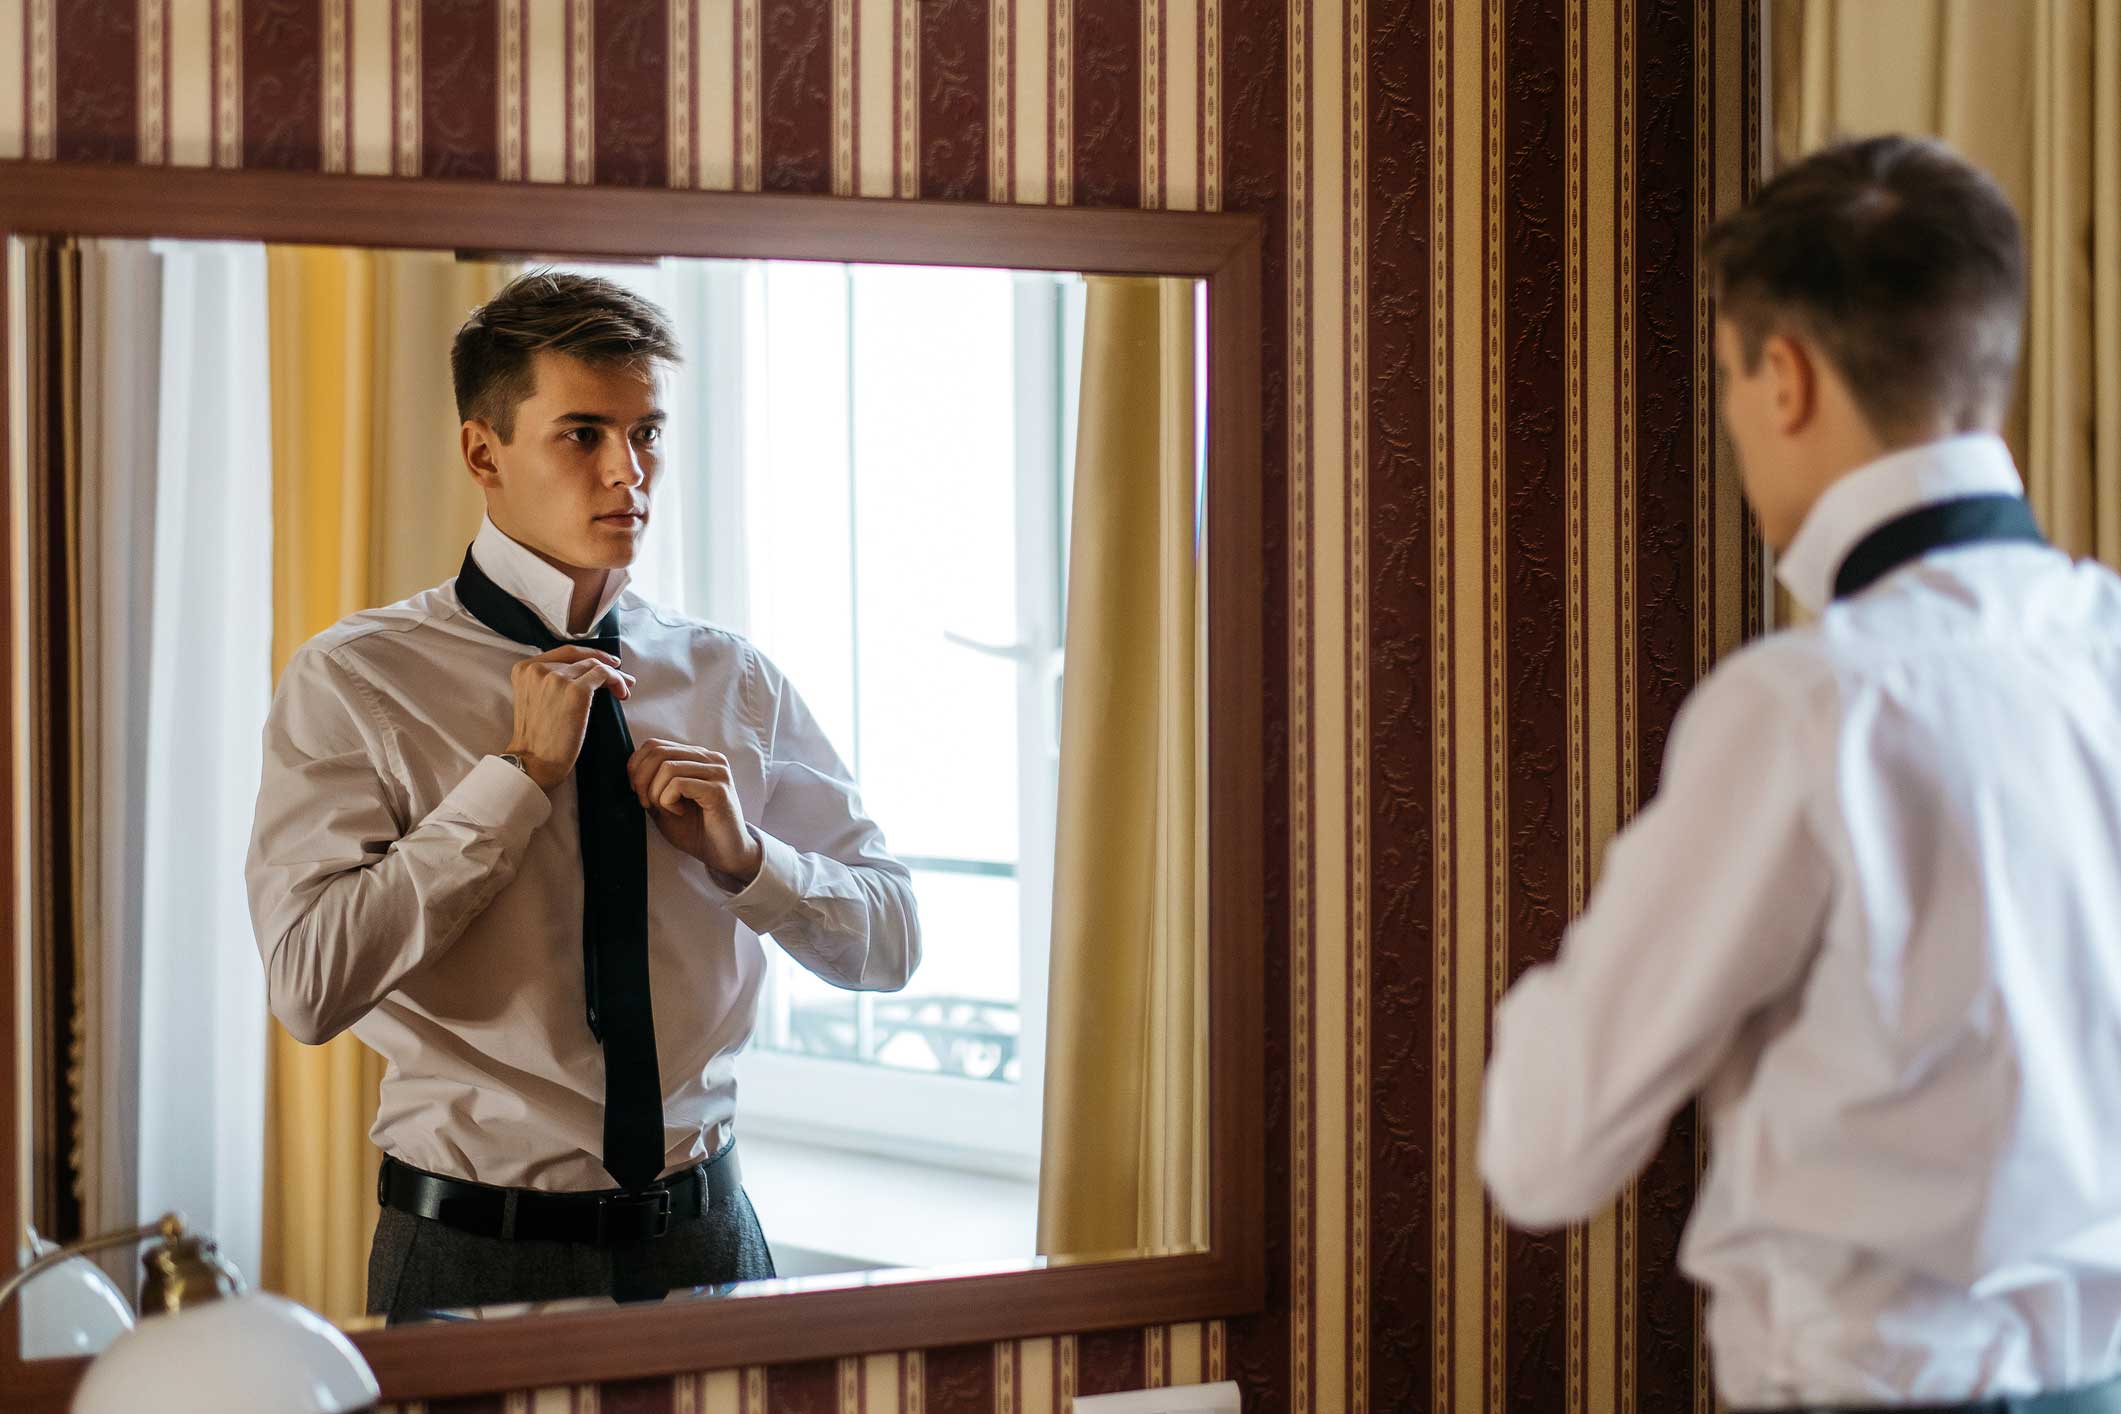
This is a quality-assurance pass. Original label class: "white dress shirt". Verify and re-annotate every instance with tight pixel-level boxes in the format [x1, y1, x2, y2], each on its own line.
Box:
[247, 517, 920, 1191]
[1481, 435, 2121, 1406]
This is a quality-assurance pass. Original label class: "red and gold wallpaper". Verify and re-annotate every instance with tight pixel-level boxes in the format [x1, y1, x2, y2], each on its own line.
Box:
[1, 0, 1760, 1409]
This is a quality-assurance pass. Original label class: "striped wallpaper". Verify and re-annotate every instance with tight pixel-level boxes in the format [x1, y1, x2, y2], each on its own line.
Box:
[1, 1, 1759, 1410]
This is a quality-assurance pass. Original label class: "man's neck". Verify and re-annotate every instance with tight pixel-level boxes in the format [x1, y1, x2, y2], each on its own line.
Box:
[489, 516, 610, 635]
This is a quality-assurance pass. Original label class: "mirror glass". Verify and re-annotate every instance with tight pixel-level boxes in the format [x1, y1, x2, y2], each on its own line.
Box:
[8, 235, 1209, 1345]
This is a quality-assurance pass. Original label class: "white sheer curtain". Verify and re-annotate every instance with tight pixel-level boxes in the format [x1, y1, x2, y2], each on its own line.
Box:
[133, 241, 273, 1286]
[75, 241, 163, 1280]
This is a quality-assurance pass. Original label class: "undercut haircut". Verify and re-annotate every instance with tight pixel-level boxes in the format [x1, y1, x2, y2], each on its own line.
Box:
[451, 269, 681, 441]
[1704, 135, 2026, 444]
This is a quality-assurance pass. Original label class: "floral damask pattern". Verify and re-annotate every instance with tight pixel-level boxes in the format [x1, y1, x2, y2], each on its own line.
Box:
[13, 1, 1748, 1407]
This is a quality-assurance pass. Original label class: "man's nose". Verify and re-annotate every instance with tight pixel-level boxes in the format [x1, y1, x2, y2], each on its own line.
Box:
[605, 444, 646, 488]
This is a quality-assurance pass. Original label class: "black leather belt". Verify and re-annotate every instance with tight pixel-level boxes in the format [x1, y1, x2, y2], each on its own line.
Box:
[1740, 1373, 2121, 1414]
[377, 1146, 743, 1246]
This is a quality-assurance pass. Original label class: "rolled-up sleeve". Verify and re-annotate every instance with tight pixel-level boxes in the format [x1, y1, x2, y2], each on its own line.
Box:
[711, 660, 921, 992]
[246, 645, 552, 1045]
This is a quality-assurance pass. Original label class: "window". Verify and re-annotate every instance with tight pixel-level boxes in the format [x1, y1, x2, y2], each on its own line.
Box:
[575, 258, 1084, 1185]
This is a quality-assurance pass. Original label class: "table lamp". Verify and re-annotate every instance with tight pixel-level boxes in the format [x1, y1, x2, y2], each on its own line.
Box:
[2, 1212, 381, 1412]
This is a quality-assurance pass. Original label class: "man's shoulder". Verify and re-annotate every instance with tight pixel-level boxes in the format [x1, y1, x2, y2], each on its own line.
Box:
[286, 585, 463, 678]
[615, 594, 772, 673]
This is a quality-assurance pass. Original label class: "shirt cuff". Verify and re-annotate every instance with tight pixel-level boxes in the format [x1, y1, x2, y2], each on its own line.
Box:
[442, 754, 555, 837]
[711, 825, 803, 931]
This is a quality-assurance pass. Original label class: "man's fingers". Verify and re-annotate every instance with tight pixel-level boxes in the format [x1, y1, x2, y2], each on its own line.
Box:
[657, 775, 727, 814]
[645, 759, 734, 811]
[534, 644, 622, 668]
[553, 659, 633, 699]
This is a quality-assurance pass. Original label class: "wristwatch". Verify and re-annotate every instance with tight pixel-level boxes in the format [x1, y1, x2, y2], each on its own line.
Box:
[498, 752, 531, 776]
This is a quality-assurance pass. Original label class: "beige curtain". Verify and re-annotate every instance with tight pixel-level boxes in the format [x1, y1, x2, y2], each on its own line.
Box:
[1037, 277, 1208, 1260]
[1778, 0, 2121, 565]
[262, 247, 514, 1320]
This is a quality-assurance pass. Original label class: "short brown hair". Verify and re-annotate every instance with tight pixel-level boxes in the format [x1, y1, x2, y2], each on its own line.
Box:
[1704, 135, 2025, 443]
[451, 269, 681, 439]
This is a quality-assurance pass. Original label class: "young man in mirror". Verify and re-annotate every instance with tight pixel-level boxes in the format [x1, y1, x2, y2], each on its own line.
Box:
[1481, 137, 2121, 1411]
[247, 272, 921, 1319]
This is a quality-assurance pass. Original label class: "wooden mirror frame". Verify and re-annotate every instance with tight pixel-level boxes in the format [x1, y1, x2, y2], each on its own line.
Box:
[0, 160, 1264, 1408]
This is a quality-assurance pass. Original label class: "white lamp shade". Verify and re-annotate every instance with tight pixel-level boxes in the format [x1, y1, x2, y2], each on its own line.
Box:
[14, 1251, 134, 1358]
[70, 1292, 380, 1414]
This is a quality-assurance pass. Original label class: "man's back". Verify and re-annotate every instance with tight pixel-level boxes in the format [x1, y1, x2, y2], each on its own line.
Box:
[1684, 539, 2121, 1402]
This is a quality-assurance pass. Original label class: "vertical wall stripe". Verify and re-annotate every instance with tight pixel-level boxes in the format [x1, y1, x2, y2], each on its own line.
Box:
[1285, 0, 1314, 1401]
[989, 0, 1011, 200]
[1146, 1326, 1167, 1386]
[323, 0, 348, 172]
[1452, 0, 1496, 1408]
[54, 0, 136, 163]
[1140, 0, 1161, 207]
[139, 0, 167, 163]
[902, 1350, 924, 1414]
[502, 0, 527, 180]
[1482, 0, 1507, 1406]
[423, 0, 500, 179]
[524, 0, 566, 181]
[1072, 0, 1140, 205]
[833, 0, 855, 193]
[1429, 0, 1456, 1408]
[862, 1354, 900, 1414]
[1615, 1, 1639, 1405]
[916, 0, 984, 198]
[1011, 0, 1048, 202]
[1017, 1339, 1052, 1414]
[1566, 2, 1592, 1412]
[211, 0, 238, 166]
[1162, 0, 1196, 209]
[24, 0, 47, 159]
[1713, 0, 1746, 661]
[591, 0, 667, 186]
[739, 0, 761, 189]
[1342, 0, 1367, 1392]
[855, 0, 892, 194]
[0, 0, 24, 159]
[670, 0, 695, 186]
[566, 0, 591, 182]
[1309, 0, 1351, 1396]
[393, 0, 420, 175]
[1047, 0, 1069, 204]
[890, 0, 912, 195]
[1499, 0, 1573, 1401]
[1363, 0, 1433, 1401]
[349, 0, 392, 174]
[997, 1340, 1017, 1411]
[240, 0, 320, 169]
[699, 0, 735, 189]
[1580, 11, 1620, 1413]
[1170, 1323, 1204, 1387]
[760, 0, 830, 193]
[1198, 0, 1215, 209]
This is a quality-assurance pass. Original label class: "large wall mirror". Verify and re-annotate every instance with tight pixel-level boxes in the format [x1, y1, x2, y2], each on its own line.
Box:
[1, 165, 1263, 1406]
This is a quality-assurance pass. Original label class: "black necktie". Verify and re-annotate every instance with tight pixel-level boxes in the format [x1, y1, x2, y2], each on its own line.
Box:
[454, 548, 666, 1191]
[1833, 493, 2047, 600]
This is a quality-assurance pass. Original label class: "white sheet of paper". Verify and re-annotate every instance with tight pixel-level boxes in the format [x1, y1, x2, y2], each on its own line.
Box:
[1071, 1381, 1242, 1414]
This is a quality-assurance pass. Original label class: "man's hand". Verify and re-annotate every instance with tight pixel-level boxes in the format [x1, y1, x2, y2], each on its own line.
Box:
[502, 645, 635, 791]
[626, 739, 764, 885]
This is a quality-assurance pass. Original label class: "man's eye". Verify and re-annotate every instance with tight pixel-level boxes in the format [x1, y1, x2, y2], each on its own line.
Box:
[636, 426, 662, 447]
[567, 427, 599, 447]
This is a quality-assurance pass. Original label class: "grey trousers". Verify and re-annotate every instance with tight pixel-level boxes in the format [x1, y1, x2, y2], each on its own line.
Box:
[365, 1185, 776, 1322]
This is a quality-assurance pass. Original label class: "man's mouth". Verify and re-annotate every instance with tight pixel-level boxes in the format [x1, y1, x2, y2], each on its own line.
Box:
[596, 509, 646, 525]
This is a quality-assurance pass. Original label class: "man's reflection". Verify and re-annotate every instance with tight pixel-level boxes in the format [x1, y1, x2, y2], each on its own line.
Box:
[245, 271, 921, 1319]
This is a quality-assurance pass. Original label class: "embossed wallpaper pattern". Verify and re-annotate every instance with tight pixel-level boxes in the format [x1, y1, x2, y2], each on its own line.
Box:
[0, 0, 1759, 1409]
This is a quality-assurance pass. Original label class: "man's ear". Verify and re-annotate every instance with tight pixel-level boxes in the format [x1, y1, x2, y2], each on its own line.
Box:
[462, 419, 503, 488]
[1761, 332, 1818, 438]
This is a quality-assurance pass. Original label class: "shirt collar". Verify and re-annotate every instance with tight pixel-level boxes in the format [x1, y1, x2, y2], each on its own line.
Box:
[1774, 433, 2025, 615]
[468, 515, 631, 640]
